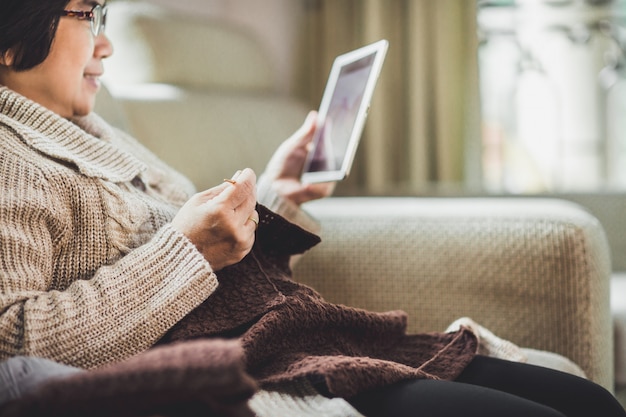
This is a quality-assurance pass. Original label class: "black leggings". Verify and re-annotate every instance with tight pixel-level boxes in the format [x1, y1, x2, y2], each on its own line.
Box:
[345, 356, 626, 417]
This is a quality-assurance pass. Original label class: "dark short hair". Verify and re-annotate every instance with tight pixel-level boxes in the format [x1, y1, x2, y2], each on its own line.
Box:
[0, 0, 71, 71]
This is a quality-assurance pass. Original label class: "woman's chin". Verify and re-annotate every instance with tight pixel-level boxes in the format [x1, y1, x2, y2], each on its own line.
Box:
[71, 99, 96, 118]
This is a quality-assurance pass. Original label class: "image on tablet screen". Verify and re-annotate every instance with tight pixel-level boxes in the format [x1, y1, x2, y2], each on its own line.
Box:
[307, 54, 376, 173]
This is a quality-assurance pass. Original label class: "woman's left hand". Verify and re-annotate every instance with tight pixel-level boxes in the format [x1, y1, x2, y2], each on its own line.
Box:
[262, 111, 336, 206]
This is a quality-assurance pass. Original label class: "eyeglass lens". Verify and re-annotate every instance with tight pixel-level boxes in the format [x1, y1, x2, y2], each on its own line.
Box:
[91, 5, 107, 36]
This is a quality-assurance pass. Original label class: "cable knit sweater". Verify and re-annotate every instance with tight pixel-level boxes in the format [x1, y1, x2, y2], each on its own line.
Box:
[0, 86, 316, 369]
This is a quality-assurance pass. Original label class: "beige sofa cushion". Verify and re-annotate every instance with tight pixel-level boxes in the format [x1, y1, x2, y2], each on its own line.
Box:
[295, 197, 614, 390]
[136, 16, 275, 91]
[105, 2, 275, 92]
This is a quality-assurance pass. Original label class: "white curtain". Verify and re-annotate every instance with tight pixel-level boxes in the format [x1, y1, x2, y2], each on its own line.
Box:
[294, 0, 482, 195]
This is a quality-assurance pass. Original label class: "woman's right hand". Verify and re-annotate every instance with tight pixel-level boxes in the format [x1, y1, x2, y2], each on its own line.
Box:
[171, 168, 259, 271]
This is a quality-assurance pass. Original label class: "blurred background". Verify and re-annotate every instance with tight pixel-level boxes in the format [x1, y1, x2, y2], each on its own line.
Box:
[103, 0, 480, 196]
[102, 0, 626, 197]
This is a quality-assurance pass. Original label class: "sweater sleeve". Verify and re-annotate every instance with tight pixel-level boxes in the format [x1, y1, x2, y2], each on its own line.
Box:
[256, 174, 323, 269]
[256, 173, 321, 235]
[0, 166, 218, 369]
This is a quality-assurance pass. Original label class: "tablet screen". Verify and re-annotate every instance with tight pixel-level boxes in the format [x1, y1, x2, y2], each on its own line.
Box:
[301, 40, 388, 183]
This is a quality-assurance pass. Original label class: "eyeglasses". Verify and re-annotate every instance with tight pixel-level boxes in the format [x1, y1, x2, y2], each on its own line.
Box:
[60, 4, 108, 37]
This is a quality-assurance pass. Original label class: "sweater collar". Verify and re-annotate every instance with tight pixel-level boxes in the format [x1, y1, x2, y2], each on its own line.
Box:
[0, 86, 145, 182]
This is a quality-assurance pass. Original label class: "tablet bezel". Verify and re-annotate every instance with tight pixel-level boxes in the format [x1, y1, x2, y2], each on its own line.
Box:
[300, 39, 389, 184]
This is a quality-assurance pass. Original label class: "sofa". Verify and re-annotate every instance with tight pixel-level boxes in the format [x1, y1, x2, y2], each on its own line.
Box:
[95, 0, 618, 401]
[294, 196, 613, 391]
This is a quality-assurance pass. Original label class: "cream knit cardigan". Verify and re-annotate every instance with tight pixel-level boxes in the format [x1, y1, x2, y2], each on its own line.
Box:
[0, 86, 317, 370]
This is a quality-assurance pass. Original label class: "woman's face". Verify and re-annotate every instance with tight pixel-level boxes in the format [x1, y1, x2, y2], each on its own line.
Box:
[0, 0, 113, 118]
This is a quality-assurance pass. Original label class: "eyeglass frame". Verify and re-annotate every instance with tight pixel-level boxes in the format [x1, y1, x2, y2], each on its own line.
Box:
[60, 3, 108, 37]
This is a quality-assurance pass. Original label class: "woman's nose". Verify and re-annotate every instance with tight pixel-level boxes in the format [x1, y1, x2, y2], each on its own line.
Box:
[95, 33, 114, 59]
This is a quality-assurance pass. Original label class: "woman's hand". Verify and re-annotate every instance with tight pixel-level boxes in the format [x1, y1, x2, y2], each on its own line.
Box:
[171, 168, 259, 271]
[263, 111, 336, 206]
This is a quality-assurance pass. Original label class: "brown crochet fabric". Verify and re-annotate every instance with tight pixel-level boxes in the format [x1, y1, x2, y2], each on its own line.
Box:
[160, 205, 478, 398]
[1, 339, 256, 417]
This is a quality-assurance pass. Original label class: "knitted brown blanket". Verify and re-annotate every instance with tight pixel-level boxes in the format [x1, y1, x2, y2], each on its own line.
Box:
[159, 204, 478, 398]
[4, 205, 477, 416]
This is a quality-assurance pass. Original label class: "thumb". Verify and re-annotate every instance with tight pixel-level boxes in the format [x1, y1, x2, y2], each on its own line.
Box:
[290, 111, 318, 147]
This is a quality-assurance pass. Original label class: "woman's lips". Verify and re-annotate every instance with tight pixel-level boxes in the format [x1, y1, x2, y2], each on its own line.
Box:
[84, 73, 102, 90]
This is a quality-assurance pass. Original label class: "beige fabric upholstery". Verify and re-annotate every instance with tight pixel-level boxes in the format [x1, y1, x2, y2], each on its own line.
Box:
[104, 2, 276, 91]
[133, 13, 275, 91]
[294, 197, 614, 390]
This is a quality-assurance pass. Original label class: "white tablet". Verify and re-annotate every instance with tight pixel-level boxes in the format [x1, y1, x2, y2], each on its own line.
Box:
[301, 39, 389, 184]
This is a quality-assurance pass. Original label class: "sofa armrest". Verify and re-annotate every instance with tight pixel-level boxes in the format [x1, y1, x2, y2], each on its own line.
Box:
[293, 197, 614, 390]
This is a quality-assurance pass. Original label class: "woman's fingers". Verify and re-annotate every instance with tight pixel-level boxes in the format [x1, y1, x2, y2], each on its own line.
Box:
[245, 209, 260, 230]
[171, 168, 260, 271]
[214, 168, 256, 211]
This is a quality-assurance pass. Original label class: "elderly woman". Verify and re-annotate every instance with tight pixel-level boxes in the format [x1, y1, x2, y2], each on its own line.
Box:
[0, 1, 624, 416]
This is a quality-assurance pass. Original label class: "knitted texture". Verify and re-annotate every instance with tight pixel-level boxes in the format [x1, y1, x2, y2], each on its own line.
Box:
[0, 87, 217, 369]
[1, 339, 257, 417]
[159, 205, 478, 399]
[249, 379, 365, 417]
